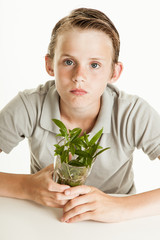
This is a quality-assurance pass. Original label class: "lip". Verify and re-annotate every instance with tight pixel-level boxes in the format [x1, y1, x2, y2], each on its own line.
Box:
[70, 88, 88, 95]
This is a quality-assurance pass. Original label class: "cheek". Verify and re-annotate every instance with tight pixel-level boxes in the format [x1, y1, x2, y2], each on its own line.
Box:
[57, 67, 72, 82]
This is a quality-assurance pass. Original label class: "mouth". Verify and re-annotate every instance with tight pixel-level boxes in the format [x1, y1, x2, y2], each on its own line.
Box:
[70, 88, 88, 96]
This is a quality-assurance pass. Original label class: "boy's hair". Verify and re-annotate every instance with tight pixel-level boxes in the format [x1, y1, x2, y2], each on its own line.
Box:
[47, 8, 120, 66]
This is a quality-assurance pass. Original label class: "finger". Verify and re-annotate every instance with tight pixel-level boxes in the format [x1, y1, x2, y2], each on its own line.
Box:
[61, 203, 94, 222]
[49, 191, 79, 202]
[53, 192, 80, 201]
[64, 185, 92, 196]
[63, 194, 92, 212]
[42, 199, 66, 208]
[49, 199, 68, 207]
[39, 192, 69, 207]
[48, 181, 70, 192]
[64, 212, 93, 223]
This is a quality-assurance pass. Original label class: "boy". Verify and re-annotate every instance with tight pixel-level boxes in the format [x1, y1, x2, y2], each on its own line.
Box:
[0, 8, 160, 223]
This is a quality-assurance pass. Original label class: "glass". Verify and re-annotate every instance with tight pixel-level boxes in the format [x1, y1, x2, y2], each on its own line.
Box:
[53, 155, 92, 187]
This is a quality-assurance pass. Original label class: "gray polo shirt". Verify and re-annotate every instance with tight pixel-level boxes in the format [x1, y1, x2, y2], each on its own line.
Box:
[0, 80, 160, 194]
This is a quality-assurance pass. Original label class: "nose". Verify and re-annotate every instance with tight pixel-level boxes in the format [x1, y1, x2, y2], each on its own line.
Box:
[72, 64, 86, 83]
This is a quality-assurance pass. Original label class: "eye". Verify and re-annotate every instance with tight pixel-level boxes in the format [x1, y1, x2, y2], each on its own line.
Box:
[64, 59, 74, 66]
[91, 62, 100, 69]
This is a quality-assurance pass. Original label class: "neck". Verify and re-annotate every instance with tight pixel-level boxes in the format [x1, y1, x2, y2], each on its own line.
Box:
[60, 99, 101, 133]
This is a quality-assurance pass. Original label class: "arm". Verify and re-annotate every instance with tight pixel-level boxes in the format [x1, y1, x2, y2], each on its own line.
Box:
[0, 149, 75, 207]
[61, 157, 160, 223]
[61, 187, 160, 223]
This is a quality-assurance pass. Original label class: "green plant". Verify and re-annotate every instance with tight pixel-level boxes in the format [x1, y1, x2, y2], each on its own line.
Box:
[52, 119, 110, 168]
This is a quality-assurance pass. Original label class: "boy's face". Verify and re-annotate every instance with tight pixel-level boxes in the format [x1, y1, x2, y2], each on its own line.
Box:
[48, 28, 122, 110]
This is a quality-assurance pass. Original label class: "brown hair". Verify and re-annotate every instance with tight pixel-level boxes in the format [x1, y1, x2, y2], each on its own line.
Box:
[47, 8, 120, 66]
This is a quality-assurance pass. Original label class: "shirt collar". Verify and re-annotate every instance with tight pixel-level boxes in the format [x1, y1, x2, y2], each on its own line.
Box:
[90, 85, 113, 134]
[40, 84, 61, 134]
[40, 83, 114, 134]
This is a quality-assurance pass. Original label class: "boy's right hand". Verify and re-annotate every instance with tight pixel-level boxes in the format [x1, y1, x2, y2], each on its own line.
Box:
[24, 164, 74, 208]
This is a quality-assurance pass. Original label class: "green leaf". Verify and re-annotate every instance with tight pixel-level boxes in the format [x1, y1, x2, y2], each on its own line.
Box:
[89, 128, 103, 146]
[87, 157, 94, 167]
[70, 144, 75, 156]
[52, 119, 68, 134]
[70, 128, 82, 142]
[68, 160, 85, 167]
[97, 145, 103, 149]
[80, 140, 88, 149]
[61, 150, 69, 163]
[84, 132, 89, 144]
[88, 143, 99, 157]
[69, 128, 81, 135]
[60, 129, 67, 137]
[72, 138, 84, 147]
[54, 145, 65, 155]
[54, 144, 61, 148]
[75, 150, 91, 158]
[52, 118, 110, 168]
[93, 147, 110, 158]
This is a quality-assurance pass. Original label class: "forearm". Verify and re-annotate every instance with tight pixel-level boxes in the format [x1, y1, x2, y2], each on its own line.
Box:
[0, 172, 30, 200]
[123, 188, 160, 220]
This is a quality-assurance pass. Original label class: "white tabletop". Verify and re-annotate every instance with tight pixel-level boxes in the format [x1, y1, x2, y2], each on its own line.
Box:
[0, 196, 159, 240]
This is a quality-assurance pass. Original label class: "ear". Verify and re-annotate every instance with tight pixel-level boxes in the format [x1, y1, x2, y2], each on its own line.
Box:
[108, 62, 123, 84]
[45, 55, 54, 76]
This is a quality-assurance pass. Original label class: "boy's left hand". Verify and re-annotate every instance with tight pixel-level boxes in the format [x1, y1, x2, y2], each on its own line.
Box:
[61, 185, 126, 223]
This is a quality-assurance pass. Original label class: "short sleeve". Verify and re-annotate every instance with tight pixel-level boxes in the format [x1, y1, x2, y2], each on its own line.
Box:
[0, 93, 36, 153]
[127, 98, 160, 160]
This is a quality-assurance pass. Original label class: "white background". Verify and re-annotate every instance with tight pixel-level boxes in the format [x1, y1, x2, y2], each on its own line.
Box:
[0, 0, 159, 193]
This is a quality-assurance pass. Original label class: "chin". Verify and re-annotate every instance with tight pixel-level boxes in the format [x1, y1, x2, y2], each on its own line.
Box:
[69, 99, 88, 109]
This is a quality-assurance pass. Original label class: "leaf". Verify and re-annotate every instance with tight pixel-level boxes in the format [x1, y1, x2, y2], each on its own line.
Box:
[84, 132, 89, 144]
[72, 138, 84, 147]
[52, 119, 68, 134]
[52, 118, 110, 168]
[70, 128, 82, 142]
[61, 150, 69, 163]
[80, 140, 88, 149]
[89, 128, 103, 146]
[70, 144, 75, 156]
[54, 144, 65, 155]
[97, 145, 103, 149]
[88, 143, 99, 157]
[69, 128, 81, 135]
[56, 129, 67, 138]
[93, 147, 110, 158]
[75, 150, 91, 158]
[69, 161, 84, 167]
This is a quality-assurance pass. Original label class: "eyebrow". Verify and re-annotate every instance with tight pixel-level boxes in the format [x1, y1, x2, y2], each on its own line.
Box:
[89, 57, 105, 61]
[60, 54, 105, 61]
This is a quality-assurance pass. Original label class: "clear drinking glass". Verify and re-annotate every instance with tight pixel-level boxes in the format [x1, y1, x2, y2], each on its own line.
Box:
[53, 155, 92, 187]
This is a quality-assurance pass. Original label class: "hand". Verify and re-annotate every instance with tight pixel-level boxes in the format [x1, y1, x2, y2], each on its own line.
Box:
[61, 185, 126, 223]
[24, 164, 78, 208]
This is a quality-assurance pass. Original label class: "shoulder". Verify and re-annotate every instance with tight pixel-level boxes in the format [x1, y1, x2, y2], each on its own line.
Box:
[106, 83, 153, 113]
[18, 80, 56, 111]
[20, 80, 56, 99]
[105, 84, 160, 153]
[106, 84, 160, 134]
[107, 83, 139, 104]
